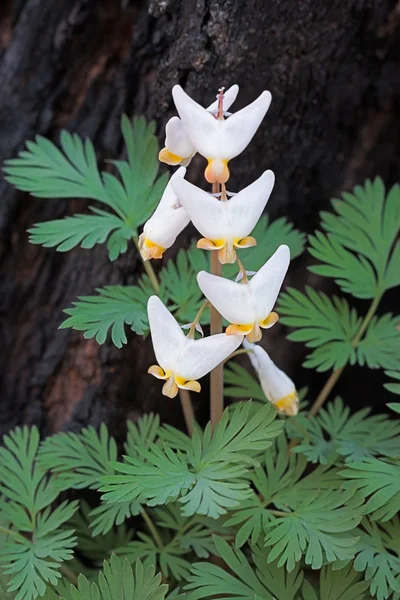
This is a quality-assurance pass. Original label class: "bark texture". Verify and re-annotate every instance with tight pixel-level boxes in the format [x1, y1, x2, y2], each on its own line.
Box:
[0, 0, 399, 437]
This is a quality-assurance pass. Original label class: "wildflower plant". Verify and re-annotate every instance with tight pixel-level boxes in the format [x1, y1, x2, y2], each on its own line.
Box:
[1, 82, 400, 600]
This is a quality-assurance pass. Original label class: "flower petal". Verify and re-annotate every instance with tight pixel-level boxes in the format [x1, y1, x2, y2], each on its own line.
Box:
[206, 84, 239, 114]
[171, 176, 228, 240]
[155, 166, 186, 212]
[147, 296, 185, 372]
[197, 271, 256, 325]
[221, 90, 272, 158]
[143, 207, 190, 249]
[250, 244, 290, 320]
[244, 340, 295, 405]
[227, 170, 275, 239]
[164, 117, 196, 160]
[178, 333, 242, 380]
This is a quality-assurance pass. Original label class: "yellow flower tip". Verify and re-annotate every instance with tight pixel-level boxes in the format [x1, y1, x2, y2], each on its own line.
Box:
[158, 147, 185, 165]
[245, 323, 262, 343]
[274, 391, 299, 416]
[204, 158, 230, 184]
[148, 365, 168, 380]
[139, 236, 166, 261]
[218, 242, 236, 264]
[235, 236, 257, 249]
[175, 376, 201, 393]
[226, 323, 254, 336]
[197, 238, 225, 251]
[260, 311, 279, 330]
[162, 376, 179, 398]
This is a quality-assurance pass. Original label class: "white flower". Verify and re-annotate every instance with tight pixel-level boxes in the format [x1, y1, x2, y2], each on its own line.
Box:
[244, 340, 299, 416]
[171, 85, 271, 183]
[147, 296, 242, 398]
[197, 245, 290, 342]
[159, 85, 239, 168]
[171, 170, 275, 264]
[138, 167, 190, 260]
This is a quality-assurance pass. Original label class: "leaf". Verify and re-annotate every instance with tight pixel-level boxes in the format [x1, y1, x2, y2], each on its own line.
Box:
[4, 117, 167, 234]
[308, 178, 400, 298]
[305, 563, 371, 600]
[185, 536, 303, 600]
[293, 397, 400, 464]
[59, 554, 169, 600]
[264, 487, 362, 571]
[100, 402, 282, 519]
[353, 518, 400, 600]
[357, 314, 400, 370]
[38, 424, 117, 490]
[0, 427, 77, 600]
[385, 370, 400, 396]
[125, 414, 162, 458]
[224, 362, 265, 402]
[278, 287, 361, 372]
[28, 207, 134, 261]
[60, 284, 150, 346]
[340, 458, 400, 522]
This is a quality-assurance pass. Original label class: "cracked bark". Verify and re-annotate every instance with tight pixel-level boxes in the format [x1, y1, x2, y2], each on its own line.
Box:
[0, 0, 399, 438]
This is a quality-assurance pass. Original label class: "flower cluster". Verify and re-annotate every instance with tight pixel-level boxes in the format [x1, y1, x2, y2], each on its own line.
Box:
[142, 85, 299, 416]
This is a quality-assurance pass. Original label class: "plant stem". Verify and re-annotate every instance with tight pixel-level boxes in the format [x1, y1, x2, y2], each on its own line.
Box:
[309, 292, 382, 417]
[133, 236, 195, 433]
[133, 237, 160, 294]
[268, 509, 291, 517]
[141, 508, 163, 549]
[59, 564, 78, 586]
[210, 249, 224, 429]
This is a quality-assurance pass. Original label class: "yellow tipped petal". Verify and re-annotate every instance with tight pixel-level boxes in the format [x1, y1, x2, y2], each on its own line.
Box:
[218, 241, 236, 264]
[197, 238, 225, 250]
[274, 391, 299, 416]
[205, 158, 230, 184]
[159, 147, 185, 165]
[148, 365, 169, 380]
[140, 237, 166, 261]
[235, 236, 257, 248]
[226, 323, 254, 336]
[260, 311, 279, 329]
[162, 375, 179, 398]
[246, 323, 262, 343]
[175, 376, 201, 393]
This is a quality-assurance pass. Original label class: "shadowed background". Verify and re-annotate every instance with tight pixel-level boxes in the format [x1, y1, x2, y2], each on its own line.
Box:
[0, 0, 399, 437]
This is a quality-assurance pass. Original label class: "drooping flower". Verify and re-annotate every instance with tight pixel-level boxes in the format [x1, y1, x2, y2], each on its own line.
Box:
[138, 167, 190, 261]
[171, 170, 275, 264]
[170, 85, 271, 183]
[159, 85, 239, 168]
[243, 340, 299, 416]
[147, 296, 242, 398]
[197, 245, 290, 342]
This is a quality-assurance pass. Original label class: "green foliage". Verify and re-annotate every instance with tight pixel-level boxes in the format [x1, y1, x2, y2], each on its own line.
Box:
[308, 178, 400, 298]
[100, 403, 282, 519]
[340, 458, 400, 522]
[60, 285, 150, 345]
[0, 427, 78, 600]
[278, 287, 360, 372]
[356, 314, 400, 370]
[4, 117, 168, 260]
[224, 362, 265, 402]
[59, 555, 169, 600]
[353, 518, 400, 600]
[300, 564, 370, 600]
[385, 371, 400, 396]
[292, 397, 400, 464]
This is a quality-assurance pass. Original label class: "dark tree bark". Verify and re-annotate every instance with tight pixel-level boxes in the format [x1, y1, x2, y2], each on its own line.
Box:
[0, 0, 399, 438]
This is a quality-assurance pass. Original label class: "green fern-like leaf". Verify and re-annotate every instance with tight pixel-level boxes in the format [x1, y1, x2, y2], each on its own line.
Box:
[224, 362, 265, 402]
[308, 178, 400, 298]
[59, 554, 168, 600]
[385, 371, 400, 396]
[293, 398, 400, 464]
[0, 427, 78, 600]
[60, 284, 150, 345]
[356, 314, 400, 370]
[185, 536, 304, 600]
[277, 287, 361, 372]
[300, 564, 370, 600]
[100, 402, 282, 519]
[340, 458, 400, 522]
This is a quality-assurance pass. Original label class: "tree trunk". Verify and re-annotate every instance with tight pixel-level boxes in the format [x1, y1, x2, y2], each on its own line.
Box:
[1, 0, 399, 438]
